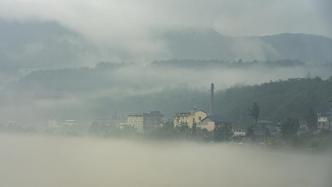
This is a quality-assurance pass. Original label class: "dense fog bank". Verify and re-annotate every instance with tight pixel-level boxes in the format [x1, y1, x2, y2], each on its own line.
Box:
[0, 134, 330, 187]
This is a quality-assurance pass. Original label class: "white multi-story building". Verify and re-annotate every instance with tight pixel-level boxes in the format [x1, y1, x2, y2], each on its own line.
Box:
[127, 111, 163, 132]
[174, 110, 207, 128]
[127, 114, 144, 132]
[317, 114, 331, 131]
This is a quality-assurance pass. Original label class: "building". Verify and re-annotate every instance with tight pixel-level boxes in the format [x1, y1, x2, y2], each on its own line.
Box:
[127, 114, 144, 132]
[174, 110, 208, 128]
[232, 128, 246, 137]
[317, 113, 332, 131]
[198, 115, 229, 132]
[127, 111, 163, 132]
[174, 83, 215, 129]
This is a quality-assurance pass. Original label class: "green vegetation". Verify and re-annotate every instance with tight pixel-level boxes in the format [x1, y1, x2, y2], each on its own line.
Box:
[215, 77, 332, 123]
[281, 118, 300, 140]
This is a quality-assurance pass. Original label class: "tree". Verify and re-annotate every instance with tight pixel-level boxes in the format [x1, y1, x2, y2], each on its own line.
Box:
[192, 121, 197, 136]
[281, 118, 300, 140]
[246, 126, 255, 139]
[306, 108, 318, 133]
[162, 120, 174, 130]
[249, 102, 260, 126]
[214, 123, 232, 141]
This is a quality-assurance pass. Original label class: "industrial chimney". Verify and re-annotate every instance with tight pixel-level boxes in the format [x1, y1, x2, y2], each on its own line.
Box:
[209, 83, 214, 115]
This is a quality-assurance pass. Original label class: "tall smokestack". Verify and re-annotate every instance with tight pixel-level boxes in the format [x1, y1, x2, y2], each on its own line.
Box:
[209, 83, 214, 115]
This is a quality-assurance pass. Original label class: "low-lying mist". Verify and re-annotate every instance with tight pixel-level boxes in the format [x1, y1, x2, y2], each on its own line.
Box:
[0, 133, 331, 187]
[0, 61, 332, 123]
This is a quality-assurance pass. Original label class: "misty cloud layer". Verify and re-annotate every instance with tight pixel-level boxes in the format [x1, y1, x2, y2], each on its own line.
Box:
[0, 0, 331, 58]
[0, 61, 330, 124]
[0, 134, 331, 187]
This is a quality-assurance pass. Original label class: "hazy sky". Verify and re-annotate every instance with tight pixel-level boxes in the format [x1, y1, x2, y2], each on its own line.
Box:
[1, 0, 332, 66]
[0, 0, 331, 47]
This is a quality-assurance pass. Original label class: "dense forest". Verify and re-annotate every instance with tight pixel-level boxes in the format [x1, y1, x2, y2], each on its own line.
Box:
[215, 77, 332, 123]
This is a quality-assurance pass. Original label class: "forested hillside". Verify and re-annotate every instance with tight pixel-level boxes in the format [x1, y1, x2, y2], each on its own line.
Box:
[87, 77, 332, 123]
[215, 77, 332, 122]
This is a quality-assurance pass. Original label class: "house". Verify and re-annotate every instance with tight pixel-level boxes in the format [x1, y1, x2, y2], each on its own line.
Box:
[174, 110, 207, 128]
[317, 112, 332, 131]
[232, 128, 246, 137]
[127, 111, 163, 133]
[198, 115, 229, 132]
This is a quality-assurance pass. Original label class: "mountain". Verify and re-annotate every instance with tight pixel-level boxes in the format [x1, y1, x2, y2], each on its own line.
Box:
[0, 20, 93, 70]
[1, 21, 332, 69]
[215, 77, 332, 123]
[163, 29, 332, 64]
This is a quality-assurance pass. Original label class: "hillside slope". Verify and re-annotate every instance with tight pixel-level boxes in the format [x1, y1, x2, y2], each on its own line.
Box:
[215, 77, 332, 122]
[164, 29, 332, 63]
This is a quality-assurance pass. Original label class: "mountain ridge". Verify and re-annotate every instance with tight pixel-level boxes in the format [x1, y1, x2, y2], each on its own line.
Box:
[1, 21, 332, 68]
[163, 29, 332, 63]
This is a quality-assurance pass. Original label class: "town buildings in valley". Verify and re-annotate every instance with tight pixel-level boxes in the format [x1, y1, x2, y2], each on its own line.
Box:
[198, 115, 230, 132]
[127, 111, 164, 133]
[173, 110, 208, 128]
[174, 83, 232, 133]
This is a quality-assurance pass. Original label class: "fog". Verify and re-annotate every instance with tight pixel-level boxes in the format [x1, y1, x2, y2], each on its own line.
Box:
[0, 1, 331, 186]
[0, 133, 330, 187]
[0, 61, 331, 124]
[0, 0, 331, 59]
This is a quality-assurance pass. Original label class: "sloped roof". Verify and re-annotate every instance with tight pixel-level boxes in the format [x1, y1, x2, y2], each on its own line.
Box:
[201, 114, 226, 123]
